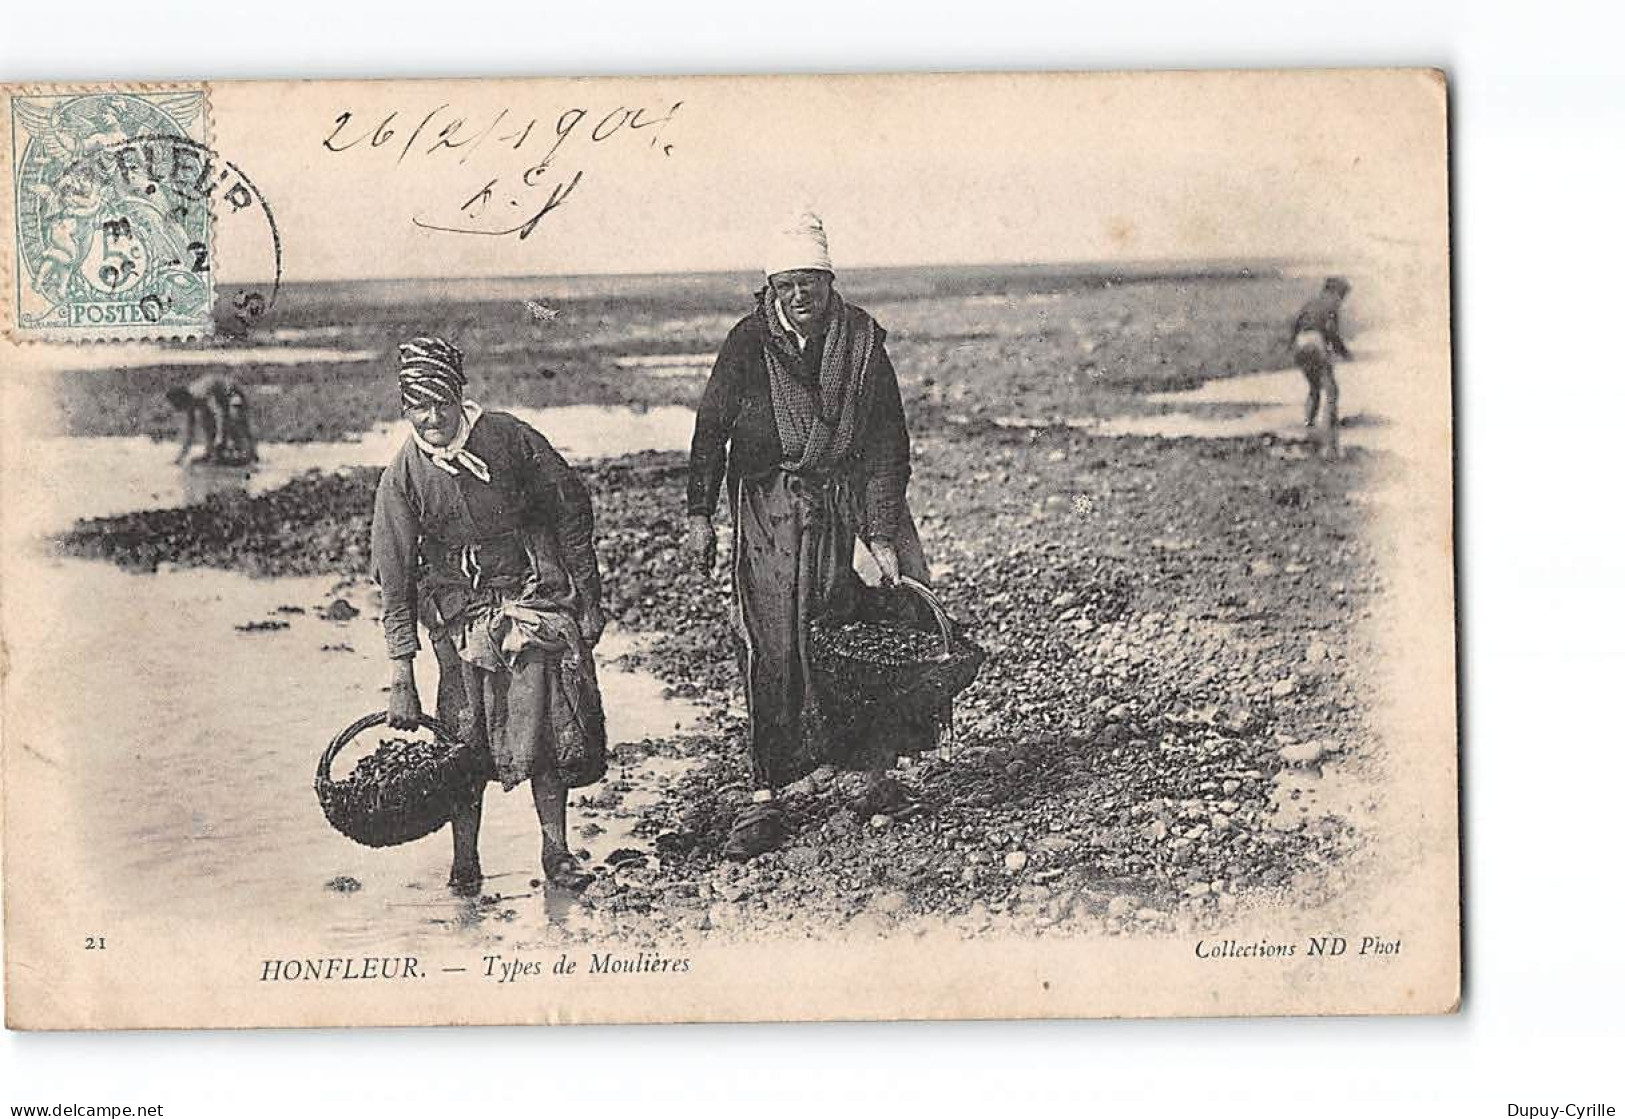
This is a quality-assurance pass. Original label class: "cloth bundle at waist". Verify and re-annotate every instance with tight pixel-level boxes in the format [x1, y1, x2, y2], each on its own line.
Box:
[421, 529, 532, 591]
[1293, 329, 1331, 360]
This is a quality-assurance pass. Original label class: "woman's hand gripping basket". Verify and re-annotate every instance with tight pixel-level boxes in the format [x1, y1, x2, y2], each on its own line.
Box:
[809, 575, 986, 719]
[315, 713, 489, 848]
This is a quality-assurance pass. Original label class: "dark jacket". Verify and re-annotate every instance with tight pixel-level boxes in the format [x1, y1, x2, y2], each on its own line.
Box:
[1292, 291, 1352, 358]
[371, 410, 600, 660]
[686, 307, 912, 541]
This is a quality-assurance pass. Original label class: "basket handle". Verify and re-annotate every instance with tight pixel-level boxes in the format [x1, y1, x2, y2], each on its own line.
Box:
[317, 711, 459, 785]
[895, 575, 955, 660]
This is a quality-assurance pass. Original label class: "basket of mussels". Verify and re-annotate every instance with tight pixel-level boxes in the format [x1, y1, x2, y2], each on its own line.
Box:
[808, 576, 986, 721]
[315, 712, 489, 848]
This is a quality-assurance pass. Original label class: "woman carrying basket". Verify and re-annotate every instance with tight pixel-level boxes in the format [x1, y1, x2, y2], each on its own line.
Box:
[684, 212, 939, 861]
[372, 337, 607, 894]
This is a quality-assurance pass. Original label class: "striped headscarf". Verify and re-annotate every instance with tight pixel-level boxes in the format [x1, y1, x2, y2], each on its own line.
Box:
[398, 336, 466, 407]
[398, 336, 491, 483]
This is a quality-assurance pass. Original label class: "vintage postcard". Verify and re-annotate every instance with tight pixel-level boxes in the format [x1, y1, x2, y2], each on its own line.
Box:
[0, 70, 1457, 1029]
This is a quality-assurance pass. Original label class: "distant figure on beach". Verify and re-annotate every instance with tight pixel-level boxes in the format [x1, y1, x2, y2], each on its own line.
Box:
[1291, 276, 1353, 459]
[166, 373, 258, 466]
[684, 210, 940, 861]
[371, 336, 607, 895]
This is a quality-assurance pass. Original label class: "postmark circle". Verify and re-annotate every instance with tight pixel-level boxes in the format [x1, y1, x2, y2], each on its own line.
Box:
[17, 108, 282, 335]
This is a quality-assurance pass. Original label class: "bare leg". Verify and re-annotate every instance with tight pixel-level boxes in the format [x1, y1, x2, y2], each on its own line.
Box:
[234, 405, 259, 464]
[206, 397, 228, 460]
[448, 785, 484, 894]
[1303, 368, 1322, 429]
[530, 769, 568, 857]
[532, 769, 590, 888]
[505, 655, 563, 852]
[448, 661, 490, 894]
[428, 630, 471, 741]
[506, 653, 592, 886]
[1322, 367, 1341, 459]
[196, 408, 218, 462]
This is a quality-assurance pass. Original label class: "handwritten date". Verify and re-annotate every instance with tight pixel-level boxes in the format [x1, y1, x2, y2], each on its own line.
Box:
[321, 101, 682, 242]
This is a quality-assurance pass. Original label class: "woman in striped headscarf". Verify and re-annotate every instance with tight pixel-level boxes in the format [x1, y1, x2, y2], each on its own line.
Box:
[372, 336, 607, 893]
[685, 212, 939, 860]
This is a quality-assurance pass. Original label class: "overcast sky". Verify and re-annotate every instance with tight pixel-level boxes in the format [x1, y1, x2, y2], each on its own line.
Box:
[209, 70, 1445, 281]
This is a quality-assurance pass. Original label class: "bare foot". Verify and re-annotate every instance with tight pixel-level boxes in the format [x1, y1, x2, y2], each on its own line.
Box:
[447, 860, 483, 897]
[542, 849, 594, 890]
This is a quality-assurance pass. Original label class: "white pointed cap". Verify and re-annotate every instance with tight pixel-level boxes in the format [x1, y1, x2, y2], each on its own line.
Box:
[764, 209, 833, 278]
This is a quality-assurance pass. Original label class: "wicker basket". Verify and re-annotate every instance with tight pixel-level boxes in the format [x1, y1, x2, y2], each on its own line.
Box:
[809, 576, 986, 721]
[314, 713, 488, 849]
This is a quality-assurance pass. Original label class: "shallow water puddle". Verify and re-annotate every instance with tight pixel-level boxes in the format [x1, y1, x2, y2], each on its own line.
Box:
[15, 404, 698, 536]
[2, 556, 706, 953]
[1094, 328, 1413, 456]
[613, 353, 713, 378]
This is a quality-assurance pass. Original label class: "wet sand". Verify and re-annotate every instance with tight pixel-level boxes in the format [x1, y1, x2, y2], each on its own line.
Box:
[3, 404, 705, 955]
[5, 555, 707, 954]
[1096, 326, 1411, 458]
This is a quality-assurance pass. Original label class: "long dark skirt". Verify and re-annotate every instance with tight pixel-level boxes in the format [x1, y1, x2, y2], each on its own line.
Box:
[731, 469, 936, 789]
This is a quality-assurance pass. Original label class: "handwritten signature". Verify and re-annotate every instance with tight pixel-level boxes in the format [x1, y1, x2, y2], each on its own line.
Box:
[321, 102, 682, 242]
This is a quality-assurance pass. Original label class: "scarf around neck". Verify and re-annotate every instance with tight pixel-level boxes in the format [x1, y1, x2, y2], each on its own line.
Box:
[412, 400, 491, 483]
[759, 287, 879, 474]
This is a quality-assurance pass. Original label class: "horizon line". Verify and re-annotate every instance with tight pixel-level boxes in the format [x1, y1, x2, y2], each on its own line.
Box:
[218, 254, 1325, 288]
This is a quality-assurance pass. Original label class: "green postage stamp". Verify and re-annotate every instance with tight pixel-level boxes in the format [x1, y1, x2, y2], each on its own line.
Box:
[8, 86, 214, 340]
